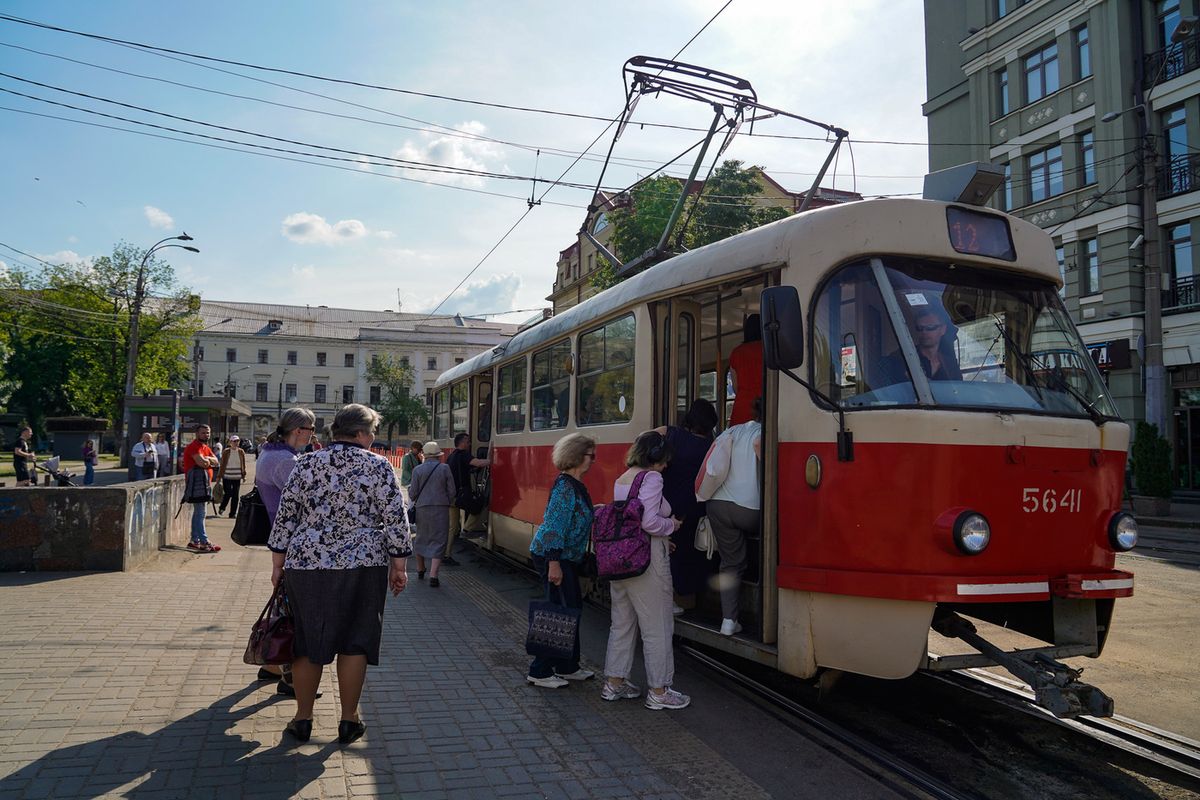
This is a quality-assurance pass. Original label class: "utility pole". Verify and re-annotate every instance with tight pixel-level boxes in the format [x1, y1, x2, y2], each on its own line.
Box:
[119, 234, 199, 467]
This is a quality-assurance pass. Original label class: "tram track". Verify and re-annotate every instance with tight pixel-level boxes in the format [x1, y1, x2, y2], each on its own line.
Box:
[680, 644, 977, 800]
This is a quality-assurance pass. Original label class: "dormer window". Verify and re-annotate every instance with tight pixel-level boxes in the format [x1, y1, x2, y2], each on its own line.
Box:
[593, 212, 610, 235]
[268, 319, 282, 331]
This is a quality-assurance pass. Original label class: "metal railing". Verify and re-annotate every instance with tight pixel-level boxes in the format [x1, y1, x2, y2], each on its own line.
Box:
[1159, 153, 1200, 199]
[1169, 274, 1198, 309]
[1144, 33, 1200, 89]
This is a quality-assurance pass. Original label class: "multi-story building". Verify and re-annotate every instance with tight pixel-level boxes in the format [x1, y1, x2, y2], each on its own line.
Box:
[190, 301, 519, 442]
[923, 0, 1199, 488]
[548, 169, 861, 314]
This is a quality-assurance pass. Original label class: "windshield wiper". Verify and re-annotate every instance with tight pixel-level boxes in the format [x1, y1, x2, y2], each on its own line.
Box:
[992, 320, 1105, 427]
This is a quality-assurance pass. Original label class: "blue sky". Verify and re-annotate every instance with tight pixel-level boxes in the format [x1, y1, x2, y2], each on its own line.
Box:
[0, 1, 930, 321]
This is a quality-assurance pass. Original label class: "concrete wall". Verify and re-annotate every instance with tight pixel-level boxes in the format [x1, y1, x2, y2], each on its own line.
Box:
[0, 475, 188, 572]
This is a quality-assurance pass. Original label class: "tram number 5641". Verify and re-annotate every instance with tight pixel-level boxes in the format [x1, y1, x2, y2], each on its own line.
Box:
[1022, 487, 1082, 513]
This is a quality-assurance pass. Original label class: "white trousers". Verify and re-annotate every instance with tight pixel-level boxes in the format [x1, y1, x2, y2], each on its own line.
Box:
[603, 536, 675, 688]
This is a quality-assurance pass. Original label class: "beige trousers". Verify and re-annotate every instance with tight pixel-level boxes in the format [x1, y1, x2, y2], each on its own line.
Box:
[603, 536, 675, 688]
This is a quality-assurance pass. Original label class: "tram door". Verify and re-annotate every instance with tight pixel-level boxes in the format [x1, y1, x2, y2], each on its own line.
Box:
[468, 376, 493, 534]
[655, 299, 702, 427]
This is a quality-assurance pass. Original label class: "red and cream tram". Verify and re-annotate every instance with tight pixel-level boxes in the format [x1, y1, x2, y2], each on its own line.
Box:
[431, 165, 1137, 718]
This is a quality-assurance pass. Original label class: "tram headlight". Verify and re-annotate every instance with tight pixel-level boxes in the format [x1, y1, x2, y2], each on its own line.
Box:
[1107, 512, 1138, 552]
[953, 511, 991, 555]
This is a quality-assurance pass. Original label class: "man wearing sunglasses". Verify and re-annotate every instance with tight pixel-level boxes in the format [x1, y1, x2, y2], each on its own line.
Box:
[912, 310, 962, 382]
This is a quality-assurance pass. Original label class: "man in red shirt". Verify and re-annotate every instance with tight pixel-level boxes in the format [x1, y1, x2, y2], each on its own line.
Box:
[183, 423, 221, 552]
[728, 314, 763, 426]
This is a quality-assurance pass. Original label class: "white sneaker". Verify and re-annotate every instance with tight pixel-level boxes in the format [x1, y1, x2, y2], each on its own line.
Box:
[600, 680, 641, 701]
[645, 687, 691, 710]
[526, 674, 569, 688]
[720, 618, 742, 636]
[672, 604, 685, 615]
[555, 668, 595, 681]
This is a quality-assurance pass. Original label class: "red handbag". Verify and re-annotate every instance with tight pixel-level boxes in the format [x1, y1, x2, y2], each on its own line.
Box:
[242, 583, 295, 665]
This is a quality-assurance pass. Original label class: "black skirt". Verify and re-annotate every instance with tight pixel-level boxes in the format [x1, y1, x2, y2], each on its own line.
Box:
[284, 566, 388, 665]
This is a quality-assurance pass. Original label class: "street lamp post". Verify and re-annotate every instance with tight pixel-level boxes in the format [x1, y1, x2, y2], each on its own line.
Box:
[278, 368, 288, 420]
[120, 234, 199, 469]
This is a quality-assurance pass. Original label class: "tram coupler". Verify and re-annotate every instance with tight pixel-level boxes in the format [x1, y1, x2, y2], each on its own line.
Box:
[931, 611, 1114, 719]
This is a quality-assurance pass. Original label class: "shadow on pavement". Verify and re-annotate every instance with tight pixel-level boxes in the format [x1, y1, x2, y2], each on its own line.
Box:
[0, 684, 335, 799]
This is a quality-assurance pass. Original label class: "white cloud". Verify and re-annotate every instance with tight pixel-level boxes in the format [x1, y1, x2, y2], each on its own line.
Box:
[290, 265, 317, 279]
[374, 230, 396, 240]
[37, 249, 83, 266]
[144, 205, 175, 229]
[409, 272, 522, 317]
[393, 121, 508, 188]
[280, 212, 369, 245]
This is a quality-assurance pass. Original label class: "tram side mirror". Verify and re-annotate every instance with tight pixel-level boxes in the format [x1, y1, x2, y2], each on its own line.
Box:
[760, 286, 804, 370]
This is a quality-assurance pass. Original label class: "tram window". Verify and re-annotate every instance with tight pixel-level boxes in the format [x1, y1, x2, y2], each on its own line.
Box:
[496, 360, 527, 433]
[577, 314, 636, 426]
[433, 388, 450, 439]
[676, 313, 694, 421]
[476, 381, 492, 443]
[451, 382, 469, 435]
[531, 340, 572, 430]
[813, 261, 918, 407]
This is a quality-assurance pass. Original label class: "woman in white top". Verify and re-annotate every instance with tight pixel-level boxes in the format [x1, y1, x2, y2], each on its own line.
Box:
[154, 433, 171, 476]
[705, 396, 762, 637]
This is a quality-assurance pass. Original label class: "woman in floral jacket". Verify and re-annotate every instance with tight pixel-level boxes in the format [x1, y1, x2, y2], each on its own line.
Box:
[268, 403, 413, 744]
[526, 433, 597, 689]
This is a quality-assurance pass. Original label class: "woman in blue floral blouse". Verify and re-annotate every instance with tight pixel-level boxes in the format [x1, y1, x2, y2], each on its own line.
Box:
[527, 433, 597, 688]
[268, 403, 413, 744]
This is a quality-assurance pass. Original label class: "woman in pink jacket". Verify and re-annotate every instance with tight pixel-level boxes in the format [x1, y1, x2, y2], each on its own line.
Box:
[600, 430, 689, 710]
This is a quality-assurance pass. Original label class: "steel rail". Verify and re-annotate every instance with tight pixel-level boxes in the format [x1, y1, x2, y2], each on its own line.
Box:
[680, 645, 977, 800]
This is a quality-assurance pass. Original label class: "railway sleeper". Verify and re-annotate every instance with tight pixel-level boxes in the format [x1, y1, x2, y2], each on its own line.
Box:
[931, 610, 1114, 719]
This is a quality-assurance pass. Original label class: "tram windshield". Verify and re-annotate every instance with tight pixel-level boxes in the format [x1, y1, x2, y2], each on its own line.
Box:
[812, 257, 1119, 420]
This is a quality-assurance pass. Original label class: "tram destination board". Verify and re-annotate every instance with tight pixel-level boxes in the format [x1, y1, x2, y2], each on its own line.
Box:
[946, 206, 1016, 261]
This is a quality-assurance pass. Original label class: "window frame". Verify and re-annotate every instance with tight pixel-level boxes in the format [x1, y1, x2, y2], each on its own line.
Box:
[575, 313, 637, 427]
[495, 359, 528, 434]
[1024, 40, 1060, 103]
[255, 382, 268, 402]
[1080, 237, 1101, 296]
[226, 348, 237, 363]
[1079, 131, 1096, 186]
[996, 67, 1010, 117]
[1028, 143, 1064, 203]
[314, 383, 327, 404]
[1074, 24, 1091, 79]
[316, 352, 326, 367]
[287, 350, 297, 366]
[344, 353, 355, 368]
[257, 349, 269, 364]
[530, 339, 573, 431]
[285, 383, 298, 404]
[342, 384, 354, 404]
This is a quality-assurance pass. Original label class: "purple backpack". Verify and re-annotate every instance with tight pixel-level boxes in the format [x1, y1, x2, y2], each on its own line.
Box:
[593, 471, 651, 580]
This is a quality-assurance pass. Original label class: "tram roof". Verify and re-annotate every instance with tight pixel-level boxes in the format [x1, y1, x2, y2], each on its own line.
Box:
[436, 197, 1055, 386]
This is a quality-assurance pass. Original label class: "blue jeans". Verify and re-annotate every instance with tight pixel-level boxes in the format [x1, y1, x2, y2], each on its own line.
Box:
[190, 502, 209, 545]
[84, 464, 94, 485]
[528, 555, 582, 679]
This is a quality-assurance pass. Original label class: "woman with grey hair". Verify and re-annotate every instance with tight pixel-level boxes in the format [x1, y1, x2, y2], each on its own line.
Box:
[253, 406, 316, 695]
[269, 403, 412, 744]
[408, 440, 455, 587]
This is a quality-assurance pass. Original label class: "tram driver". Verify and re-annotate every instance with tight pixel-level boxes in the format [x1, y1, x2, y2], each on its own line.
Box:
[877, 309, 962, 388]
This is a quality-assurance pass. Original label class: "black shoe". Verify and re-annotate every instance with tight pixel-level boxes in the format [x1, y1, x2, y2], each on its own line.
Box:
[277, 680, 321, 699]
[417, 570, 425, 580]
[256, 667, 279, 681]
[337, 719, 366, 744]
[429, 577, 440, 588]
[285, 719, 312, 742]
[442, 556, 460, 566]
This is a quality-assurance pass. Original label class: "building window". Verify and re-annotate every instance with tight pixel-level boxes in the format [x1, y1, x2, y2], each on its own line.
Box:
[1168, 222, 1194, 307]
[531, 340, 572, 430]
[344, 353, 354, 368]
[257, 349, 269, 364]
[1075, 25, 1090, 79]
[455, 357, 464, 365]
[285, 383, 297, 403]
[400, 356, 409, 368]
[1080, 238, 1100, 295]
[1024, 41, 1059, 103]
[999, 163, 1013, 210]
[314, 383, 326, 404]
[287, 351, 297, 365]
[1161, 105, 1191, 196]
[256, 382, 268, 402]
[316, 352, 326, 367]
[425, 388, 433, 406]
[496, 361, 527, 434]
[427, 357, 438, 370]
[1158, 0, 1182, 50]
[577, 314, 636, 425]
[370, 385, 381, 406]
[1028, 144, 1064, 202]
[342, 385, 354, 404]
[1080, 131, 1095, 185]
[996, 67, 1010, 117]
[1055, 245, 1066, 298]
[195, 345, 204, 361]
[226, 348, 237, 363]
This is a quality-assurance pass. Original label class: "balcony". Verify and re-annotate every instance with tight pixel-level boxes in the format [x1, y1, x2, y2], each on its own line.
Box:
[1169, 274, 1199, 310]
[1159, 153, 1200, 199]
[1145, 32, 1200, 89]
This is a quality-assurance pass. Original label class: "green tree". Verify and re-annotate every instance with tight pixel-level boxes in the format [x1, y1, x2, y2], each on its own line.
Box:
[365, 354, 430, 446]
[608, 174, 691, 264]
[690, 160, 790, 248]
[0, 243, 198, 444]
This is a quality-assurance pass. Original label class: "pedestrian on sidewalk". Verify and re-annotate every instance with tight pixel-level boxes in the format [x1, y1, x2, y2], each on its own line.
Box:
[81, 439, 97, 486]
[182, 424, 220, 552]
[254, 407, 316, 695]
[268, 403, 413, 744]
[132, 432, 158, 479]
[408, 441, 455, 587]
[527, 433, 597, 689]
[217, 435, 246, 518]
[399, 439, 422, 503]
[444, 432, 489, 565]
[154, 433, 172, 476]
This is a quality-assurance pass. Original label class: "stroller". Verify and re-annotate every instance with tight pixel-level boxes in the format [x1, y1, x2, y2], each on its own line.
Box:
[35, 456, 78, 487]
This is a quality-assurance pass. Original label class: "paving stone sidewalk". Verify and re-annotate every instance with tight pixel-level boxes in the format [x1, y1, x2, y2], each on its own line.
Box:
[0, 533, 777, 800]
